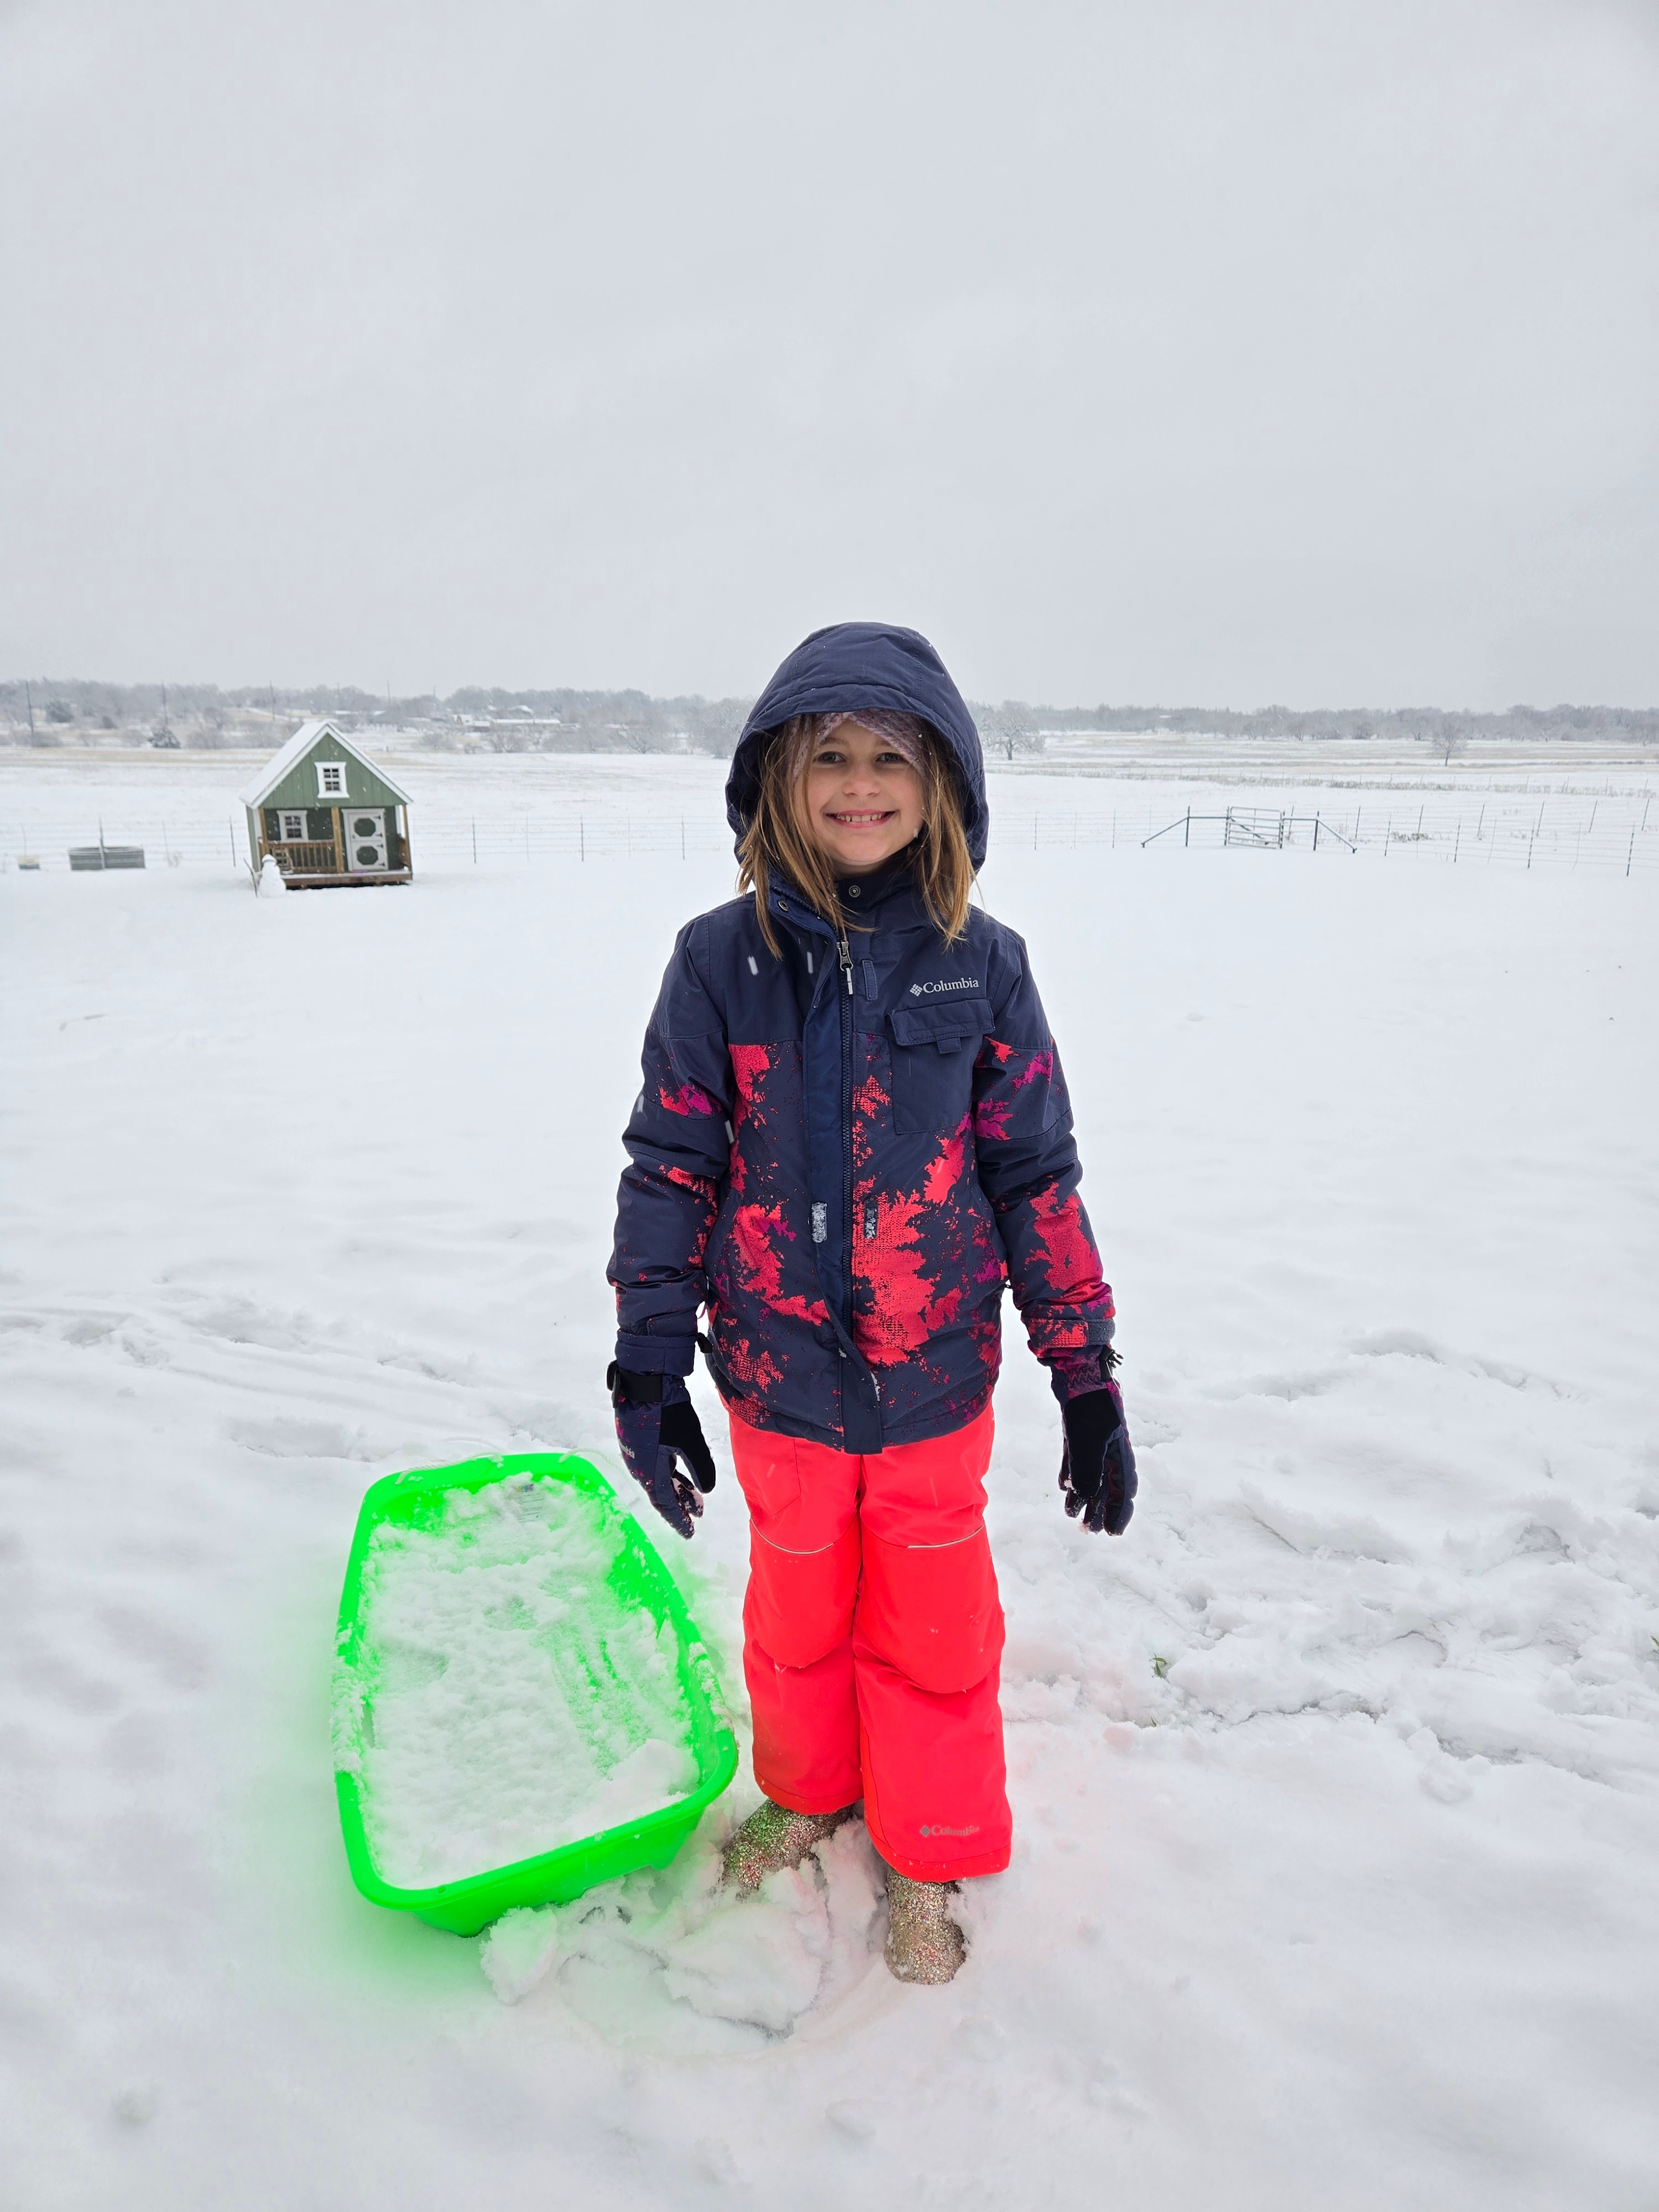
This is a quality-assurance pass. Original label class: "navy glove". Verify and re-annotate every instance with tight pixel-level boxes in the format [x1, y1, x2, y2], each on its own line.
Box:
[1058, 1371, 1138, 1536]
[607, 1364, 717, 1540]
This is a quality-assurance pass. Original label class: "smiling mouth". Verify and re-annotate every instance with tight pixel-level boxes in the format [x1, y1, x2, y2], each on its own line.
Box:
[826, 810, 896, 826]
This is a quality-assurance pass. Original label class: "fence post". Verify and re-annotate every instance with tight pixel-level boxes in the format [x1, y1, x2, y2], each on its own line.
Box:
[1313, 814, 1321, 851]
[472, 818, 477, 864]
[580, 818, 585, 863]
[1183, 809, 1190, 849]
[1627, 828, 1635, 878]
[1453, 822, 1460, 863]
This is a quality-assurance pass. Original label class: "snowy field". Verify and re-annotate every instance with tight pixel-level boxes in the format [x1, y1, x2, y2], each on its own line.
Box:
[3, 741, 1657, 877]
[4, 771, 1659, 2209]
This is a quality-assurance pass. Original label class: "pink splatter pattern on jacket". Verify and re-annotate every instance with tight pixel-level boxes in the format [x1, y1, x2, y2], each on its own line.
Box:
[851, 1065, 996, 1373]
[658, 1079, 717, 1117]
[726, 1042, 775, 1198]
[1019, 1183, 1116, 1350]
[730, 1201, 828, 1326]
[703, 1043, 830, 1345]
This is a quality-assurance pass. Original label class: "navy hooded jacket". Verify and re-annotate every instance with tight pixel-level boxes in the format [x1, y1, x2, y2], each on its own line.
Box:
[608, 622, 1114, 1454]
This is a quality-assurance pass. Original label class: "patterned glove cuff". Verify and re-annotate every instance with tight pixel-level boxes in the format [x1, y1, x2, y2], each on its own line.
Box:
[1047, 1346, 1120, 1404]
[614, 1331, 697, 1376]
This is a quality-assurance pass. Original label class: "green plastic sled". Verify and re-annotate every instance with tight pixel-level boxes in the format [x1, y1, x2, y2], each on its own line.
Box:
[332, 1449, 738, 1936]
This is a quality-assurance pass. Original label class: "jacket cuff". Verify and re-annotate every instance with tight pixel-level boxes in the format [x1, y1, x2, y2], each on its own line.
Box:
[1027, 1308, 1115, 1354]
[614, 1331, 697, 1376]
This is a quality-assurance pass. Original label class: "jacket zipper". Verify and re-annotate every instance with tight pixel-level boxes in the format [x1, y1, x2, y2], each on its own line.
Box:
[837, 928, 853, 1334]
[836, 927, 878, 1402]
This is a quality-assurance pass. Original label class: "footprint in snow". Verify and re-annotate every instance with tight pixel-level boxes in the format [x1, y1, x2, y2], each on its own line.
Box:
[226, 1415, 376, 1460]
[478, 1823, 886, 2048]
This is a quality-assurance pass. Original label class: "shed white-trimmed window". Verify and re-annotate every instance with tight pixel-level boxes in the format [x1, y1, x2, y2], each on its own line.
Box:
[315, 761, 348, 797]
[278, 810, 307, 842]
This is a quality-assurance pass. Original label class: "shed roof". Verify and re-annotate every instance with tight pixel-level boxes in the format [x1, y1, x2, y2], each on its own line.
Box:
[238, 721, 413, 808]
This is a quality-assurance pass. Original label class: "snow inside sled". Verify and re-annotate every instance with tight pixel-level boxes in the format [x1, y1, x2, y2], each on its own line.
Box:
[332, 1450, 737, 1937]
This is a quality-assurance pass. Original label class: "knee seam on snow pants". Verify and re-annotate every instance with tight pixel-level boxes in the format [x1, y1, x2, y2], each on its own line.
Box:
[744, 1516, 860, 1671]
[855, 1525, 1005, 1697]
[748, 1523, 846, 1558]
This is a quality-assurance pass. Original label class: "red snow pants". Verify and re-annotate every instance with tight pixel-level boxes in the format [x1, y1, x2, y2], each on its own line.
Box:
[728, 1402, 1011, 1882]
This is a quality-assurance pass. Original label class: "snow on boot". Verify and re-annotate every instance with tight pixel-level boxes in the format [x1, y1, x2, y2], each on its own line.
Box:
[883, 1872, 967, 1985]
[722, 1799, 858, 1891]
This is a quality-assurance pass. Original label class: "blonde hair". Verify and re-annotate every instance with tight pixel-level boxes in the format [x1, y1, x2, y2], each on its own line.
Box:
[738, 712, 976, 957]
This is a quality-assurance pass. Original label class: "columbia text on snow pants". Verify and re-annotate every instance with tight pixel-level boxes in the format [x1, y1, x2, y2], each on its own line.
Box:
[728, 1404, 1011, 1882]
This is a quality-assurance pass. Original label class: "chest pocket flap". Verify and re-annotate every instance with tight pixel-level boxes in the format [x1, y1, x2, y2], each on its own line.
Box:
[886, 995, 994, 1134]
[889, 996, 994, 1053]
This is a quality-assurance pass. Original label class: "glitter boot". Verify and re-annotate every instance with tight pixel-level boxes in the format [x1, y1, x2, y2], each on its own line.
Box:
[721, 1799, 858, 1891]
[883, 1871, 967, 1985]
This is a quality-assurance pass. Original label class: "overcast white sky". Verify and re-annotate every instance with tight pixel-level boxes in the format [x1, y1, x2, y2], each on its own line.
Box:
[3, 0, 1656, 707]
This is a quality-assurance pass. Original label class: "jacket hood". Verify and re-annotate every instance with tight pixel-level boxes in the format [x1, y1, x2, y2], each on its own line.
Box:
[726, 622, 988, 868]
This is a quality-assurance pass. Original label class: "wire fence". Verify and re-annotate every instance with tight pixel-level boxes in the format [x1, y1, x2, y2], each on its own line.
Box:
[1133, 798, 1659, 873]
[3, 791, 1657, 877]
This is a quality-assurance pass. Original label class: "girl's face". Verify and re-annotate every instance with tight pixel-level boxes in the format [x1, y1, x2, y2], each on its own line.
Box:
[799, 721, 926, 876]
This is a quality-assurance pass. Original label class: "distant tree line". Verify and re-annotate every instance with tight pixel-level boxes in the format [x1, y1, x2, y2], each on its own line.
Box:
[1, 678, 1655, 753]
[0, 678, 756, 753]
[1026, 701, 1659, 744]
[438, 687, 754, 754]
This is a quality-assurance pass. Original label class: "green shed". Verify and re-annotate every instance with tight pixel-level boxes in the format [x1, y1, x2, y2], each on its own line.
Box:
[240, 721, 413, 888]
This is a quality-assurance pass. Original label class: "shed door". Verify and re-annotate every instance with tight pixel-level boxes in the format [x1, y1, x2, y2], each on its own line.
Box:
[346, 808, 389, 872]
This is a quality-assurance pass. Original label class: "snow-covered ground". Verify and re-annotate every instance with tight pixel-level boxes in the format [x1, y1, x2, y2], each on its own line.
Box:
[4, 744, 1656, 875]
[4, 776, 1658, 2209]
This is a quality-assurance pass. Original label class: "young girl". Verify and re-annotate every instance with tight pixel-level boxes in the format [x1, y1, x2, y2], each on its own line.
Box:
[607, 622, 1136, 1986]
